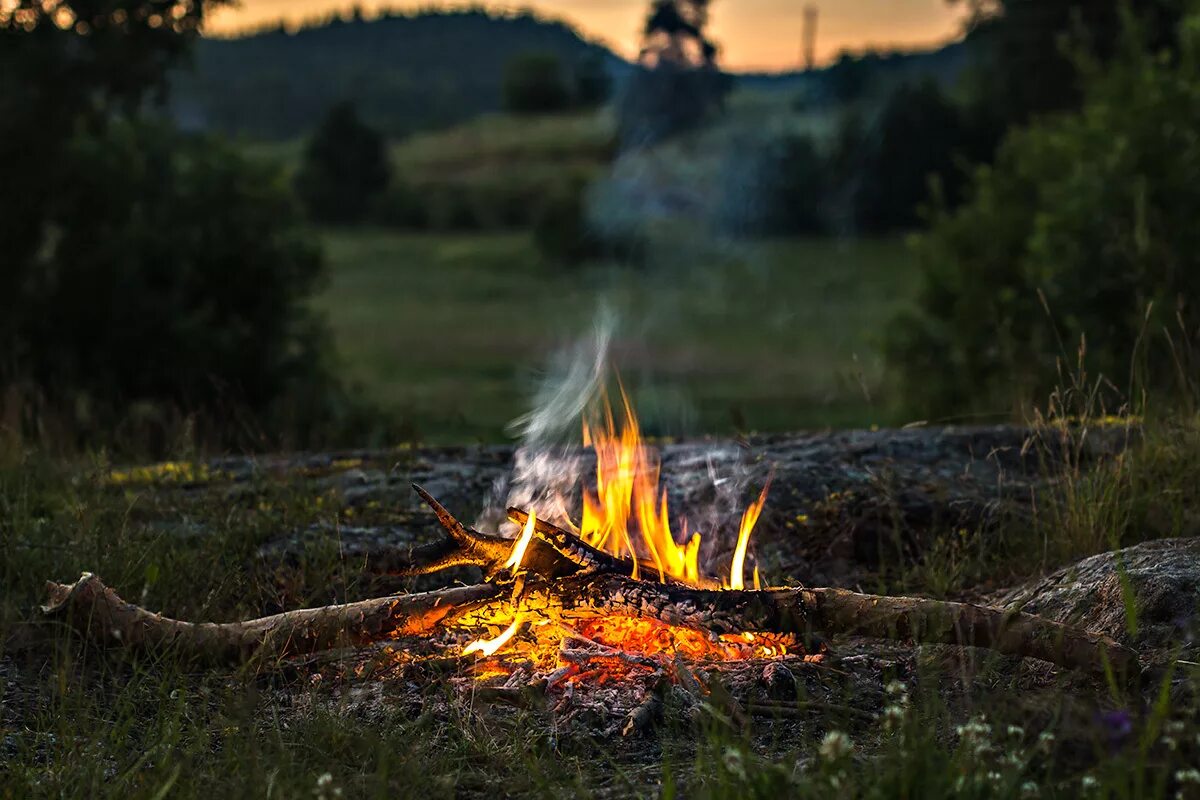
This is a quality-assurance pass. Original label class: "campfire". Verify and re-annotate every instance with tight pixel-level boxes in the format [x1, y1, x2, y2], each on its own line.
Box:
[451, 386, 785, 678]
[41, 389, 1138, 727]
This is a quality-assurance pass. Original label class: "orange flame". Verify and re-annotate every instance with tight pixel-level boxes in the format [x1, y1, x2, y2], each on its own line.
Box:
[574, 385, 768, 588]
[729, 479, 769, 590]
[505, 510, 537, 571]
[463, 616, 524, 657]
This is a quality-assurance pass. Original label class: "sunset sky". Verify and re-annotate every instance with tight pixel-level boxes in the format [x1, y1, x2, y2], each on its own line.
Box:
[205, 1, 971, 72]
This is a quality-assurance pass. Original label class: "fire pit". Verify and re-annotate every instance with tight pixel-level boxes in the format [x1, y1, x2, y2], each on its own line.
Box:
[40, 391, 1137, 731]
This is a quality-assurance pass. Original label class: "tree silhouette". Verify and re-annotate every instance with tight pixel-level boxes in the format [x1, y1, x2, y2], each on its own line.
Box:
[619, 0, 729, 145]
[296, 102, 392, 224]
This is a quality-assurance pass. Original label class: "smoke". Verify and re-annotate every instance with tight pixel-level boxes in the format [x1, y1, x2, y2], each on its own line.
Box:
[506, 305, 616, 447]
[475, 308, 616, 535]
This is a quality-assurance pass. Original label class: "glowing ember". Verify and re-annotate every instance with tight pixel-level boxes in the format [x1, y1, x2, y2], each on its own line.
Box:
[576, 617, 792, 661]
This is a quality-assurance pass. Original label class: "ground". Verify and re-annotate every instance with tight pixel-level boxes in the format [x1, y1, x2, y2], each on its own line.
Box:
[3, 421, 1199, 798]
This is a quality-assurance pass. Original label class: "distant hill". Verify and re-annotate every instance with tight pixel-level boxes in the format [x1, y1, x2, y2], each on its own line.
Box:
[735, 41, 972, 96]
[171, 9, 629, 140]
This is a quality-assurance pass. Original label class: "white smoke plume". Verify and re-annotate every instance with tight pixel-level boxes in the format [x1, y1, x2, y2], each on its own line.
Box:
[475, 308, 616, 535]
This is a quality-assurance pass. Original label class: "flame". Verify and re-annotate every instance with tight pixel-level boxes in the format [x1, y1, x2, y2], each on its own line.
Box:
[574, 385, 766, 588]
[729, 479, 770, 590]
[504, 510, 537, 571]
[463, 616, 524, 657]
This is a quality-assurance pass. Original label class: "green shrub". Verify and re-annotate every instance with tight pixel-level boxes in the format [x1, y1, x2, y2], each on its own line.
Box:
[886, 12, 1200, 417]
[295, 102, 391, 224]
[502, 52, 572, 114]
[370, 179, 429, 229]
[10, 120, 350, 448]
[851, 80, 974, 233]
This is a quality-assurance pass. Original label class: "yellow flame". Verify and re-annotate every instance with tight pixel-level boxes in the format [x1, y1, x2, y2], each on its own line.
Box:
[573, 384, 768, 589]
[729, 480, 770, 590]
[504, 510, 537, 571]
[463, 616, 524, 657]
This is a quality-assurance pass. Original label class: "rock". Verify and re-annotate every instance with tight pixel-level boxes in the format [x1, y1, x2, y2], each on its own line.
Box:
[997, 537, 1200, 657]
[760, 662, 797, 699]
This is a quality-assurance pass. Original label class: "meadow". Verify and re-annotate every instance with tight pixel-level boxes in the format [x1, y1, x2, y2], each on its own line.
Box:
[315, 229, 922, 442]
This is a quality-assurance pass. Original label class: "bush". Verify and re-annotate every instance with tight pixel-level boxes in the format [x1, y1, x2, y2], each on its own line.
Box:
[852, 80, 974, 233]
[886, 13, 1200, 418]
[296, 102, 391, 224]
[757, 133, 829, 236]
[502, 52, 572, 114]
[10, 120, 346, 447]
[533, 179, 600, 264]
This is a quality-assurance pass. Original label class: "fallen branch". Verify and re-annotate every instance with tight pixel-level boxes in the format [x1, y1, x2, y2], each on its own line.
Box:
[41, 573, 499, 665]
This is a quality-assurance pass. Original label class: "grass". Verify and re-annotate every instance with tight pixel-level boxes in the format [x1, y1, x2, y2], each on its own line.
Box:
[2, 425, 1199, 798]
[315, 230, 921, 443]
[240, 110, 614, 186]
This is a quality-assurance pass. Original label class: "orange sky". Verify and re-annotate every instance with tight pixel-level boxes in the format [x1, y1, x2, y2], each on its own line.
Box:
[205, 1, 971, 72]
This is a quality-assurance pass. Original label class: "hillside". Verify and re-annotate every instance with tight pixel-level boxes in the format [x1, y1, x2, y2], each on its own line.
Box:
[171, 9, 628, 139]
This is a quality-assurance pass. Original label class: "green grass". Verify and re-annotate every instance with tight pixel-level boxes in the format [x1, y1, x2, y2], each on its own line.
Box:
[239, 110, 614, 186]
[2, 428, 1199, 798]
[314, 230, 921, 443]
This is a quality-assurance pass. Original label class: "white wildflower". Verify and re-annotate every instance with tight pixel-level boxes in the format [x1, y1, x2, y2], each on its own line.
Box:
[819, 731, 854, 762]
[956, 716, 992, 741]
[882, 704, 906, 731]
[1007, 725, 1025, 738]
[1176, 769, 1200, 784]
[1021, 780, 1040, 797]
[314, 773, 343, 800]
[722, 747, 747, 780]
[1081, 775, 1099, 791]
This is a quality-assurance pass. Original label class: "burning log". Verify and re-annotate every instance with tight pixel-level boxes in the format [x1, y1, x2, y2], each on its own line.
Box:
[41, 486, 1137, 680]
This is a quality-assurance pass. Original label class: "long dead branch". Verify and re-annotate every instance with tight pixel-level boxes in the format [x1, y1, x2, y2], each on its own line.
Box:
[41, 573, 499, 665]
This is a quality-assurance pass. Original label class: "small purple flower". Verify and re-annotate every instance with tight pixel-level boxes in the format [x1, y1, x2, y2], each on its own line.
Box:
[1097, 709, 1134, 747]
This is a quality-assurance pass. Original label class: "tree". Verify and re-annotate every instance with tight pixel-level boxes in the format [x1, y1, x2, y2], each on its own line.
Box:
[502, 52, 572, 114]
[617, 0, 730, 145]
[295, 102, 392, 224]
[0, 0, 228, 371]
[851, 80, 973, 233]
[956, 0, 1185, 124]
[573, 52, 613, 108]
[887, 9, 1200, 417]
[0, 0, 353, 448]
[23, 121, 333, 437]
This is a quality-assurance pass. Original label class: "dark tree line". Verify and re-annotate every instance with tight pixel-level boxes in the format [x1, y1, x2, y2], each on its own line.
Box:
[0, 0, 356, 450]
